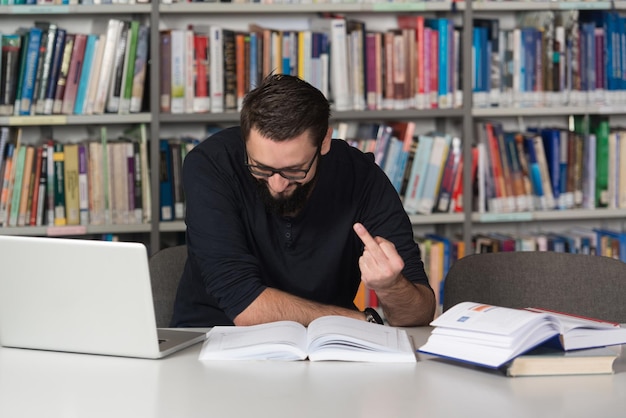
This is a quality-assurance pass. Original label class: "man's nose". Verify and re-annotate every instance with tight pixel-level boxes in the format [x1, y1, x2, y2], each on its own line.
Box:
[267, 173, 290, 193]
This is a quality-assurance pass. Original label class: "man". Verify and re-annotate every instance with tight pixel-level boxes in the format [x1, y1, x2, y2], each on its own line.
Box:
[171, 74, 435, 327]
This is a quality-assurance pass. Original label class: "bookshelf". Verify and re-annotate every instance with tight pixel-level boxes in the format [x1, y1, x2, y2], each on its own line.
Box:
[1, 0, 625, 258]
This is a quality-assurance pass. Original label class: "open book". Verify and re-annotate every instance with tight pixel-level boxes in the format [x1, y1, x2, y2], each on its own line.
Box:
[199, 315, 416, 362]
[418, 302, 626, 369]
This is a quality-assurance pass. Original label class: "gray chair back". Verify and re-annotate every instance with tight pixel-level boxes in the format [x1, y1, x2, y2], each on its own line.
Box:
[148, 245, 187, 328]
[442, 252, 626, 323]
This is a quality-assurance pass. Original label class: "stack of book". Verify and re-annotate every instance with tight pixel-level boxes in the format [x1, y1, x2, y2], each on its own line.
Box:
[419, 302, 626, 377]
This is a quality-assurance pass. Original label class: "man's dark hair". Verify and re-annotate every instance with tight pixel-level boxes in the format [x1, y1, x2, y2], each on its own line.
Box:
[240, 74, 331, 147]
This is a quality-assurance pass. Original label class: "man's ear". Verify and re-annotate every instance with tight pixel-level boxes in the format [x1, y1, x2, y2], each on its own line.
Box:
[320, 127, 333, 155]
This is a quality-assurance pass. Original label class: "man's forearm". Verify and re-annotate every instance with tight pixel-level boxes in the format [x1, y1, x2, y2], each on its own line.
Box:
[376, 277, 436, 327]
[233, 287, 364, 326]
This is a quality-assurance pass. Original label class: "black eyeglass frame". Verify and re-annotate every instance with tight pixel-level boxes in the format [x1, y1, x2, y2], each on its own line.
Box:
[244, 145, 321, 181]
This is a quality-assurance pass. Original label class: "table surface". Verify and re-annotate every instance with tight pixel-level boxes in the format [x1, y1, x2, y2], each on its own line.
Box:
[1, 327, 625, 418]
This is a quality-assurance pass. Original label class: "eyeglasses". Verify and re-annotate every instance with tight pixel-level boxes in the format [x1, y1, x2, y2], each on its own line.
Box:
[245, 146, 320, 181]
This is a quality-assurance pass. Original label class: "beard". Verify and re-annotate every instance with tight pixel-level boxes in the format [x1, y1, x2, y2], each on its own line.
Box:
[254, 170, 318, 217]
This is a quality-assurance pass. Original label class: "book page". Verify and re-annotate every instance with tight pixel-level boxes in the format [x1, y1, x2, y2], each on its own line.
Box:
[525, 307, 621, 330]
[432, 302, 552, 336]
[306, 316, 416, 363]
[307, 316, 400, 350]
[199, 321, 307, 361]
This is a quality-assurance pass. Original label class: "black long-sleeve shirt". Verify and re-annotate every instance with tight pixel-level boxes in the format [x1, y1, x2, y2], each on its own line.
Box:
[171, 126, 430, 327]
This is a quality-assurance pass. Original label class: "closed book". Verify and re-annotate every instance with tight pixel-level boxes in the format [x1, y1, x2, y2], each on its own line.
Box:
[51, 33, 75, 115]
[77, 143, 89, 225]
[88, 140, 105, 225]
[222, 28, 237, 111]
[84, 34, 106, 115]
[1, 34, 22, 116]
[8, 144, 27, 227]
[52, 142, 66, 226]
[159, 30, 172, 113]
[106, 20, 129, 114]
[61, 33, 87, 115]
[43, 28, 66, 115]
[16, 145, 35, 226]
[169, 29, 186, 114]
[94, 19, 122, 115]
[118, 20, 139, 115]
[34, 22, 57, 115]
[129, 25, 149, 113]
[159, 139, 173, 221]
[0, 143, 15, 226]
[505, 346, 618, 377]
[192, 32, 210, 113]
[34, 144, 47, 226]
[73, 34, 98, 115]
[19, 26, 43, 116]
[63, 143, 80, 226]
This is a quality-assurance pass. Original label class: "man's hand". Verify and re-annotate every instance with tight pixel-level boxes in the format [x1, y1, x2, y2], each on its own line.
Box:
[353, 222, 435, 326]
[353, 222, 404, 291]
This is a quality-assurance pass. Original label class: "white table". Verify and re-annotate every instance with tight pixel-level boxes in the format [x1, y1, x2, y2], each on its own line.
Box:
[1, 327, 625, 418]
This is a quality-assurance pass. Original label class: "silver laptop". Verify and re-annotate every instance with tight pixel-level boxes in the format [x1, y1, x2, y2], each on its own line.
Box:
[0, 235, 205, 359]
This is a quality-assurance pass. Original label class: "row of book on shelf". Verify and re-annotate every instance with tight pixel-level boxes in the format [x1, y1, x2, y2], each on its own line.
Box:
[0, 125, 153, 228]
[336, 113, 625, 218]
[475, 9, 626, 107]
[4, 115, 620, 230]
[0, 18, 149, 117]
[160, 8, 626, 115]
[423, 229, 626, 311]
[159, 13, 463, 114]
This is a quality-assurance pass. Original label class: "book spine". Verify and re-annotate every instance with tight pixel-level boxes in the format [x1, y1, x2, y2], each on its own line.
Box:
[19, 27, 43, 116]
[184, 29, 195, 114]
[223, 29, 237, 111]
[129, 25, 149, 113]
[118, 20, 139, 115]
[193, 32, 210, 113]
[35, 23, 57, 115]
[94, 19, 121, 115]
[46, 140, 54, 226]
[61, 33, 87, 115]
[53, 142, 66, 226]
[209, 26, 224, 113]
[78, 143, 89, 225]
[160, 30, 172, 113]
[63, 143, 79, 225]
[8, 145, 26, 227]
[0, 143, 15, 226]
[73, 34, 97, 115]
[52, 33, 75, 115]
[17, 145, 35, 226]
[169, 29, 186, 114]
[35, 144, 47, 226]
[159, 139, 173, 221]
[132, 141, 142, 224]
[43, 28, 66, 115]
[1, 35, 22, 116]
[106, 21, 129, 114]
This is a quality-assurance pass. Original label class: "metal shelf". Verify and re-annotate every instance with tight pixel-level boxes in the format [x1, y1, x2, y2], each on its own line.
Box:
[158, 108, 464, 124]
[0, 113, 151, 126]
[472, 208, 626, 224]
[1, 4, 152, 15]
[160, 1, 462, 14]
[0, 223, 152, 237]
